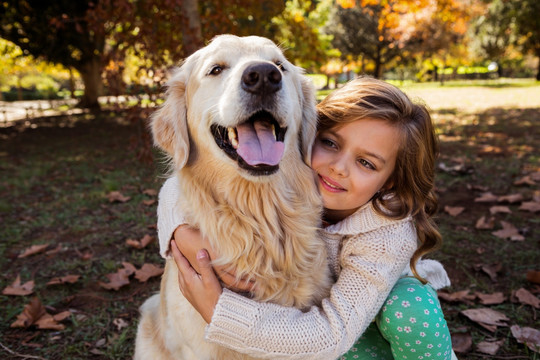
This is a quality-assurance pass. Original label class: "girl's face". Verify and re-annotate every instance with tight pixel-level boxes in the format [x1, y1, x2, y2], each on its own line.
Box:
[311, 118, 401, 223]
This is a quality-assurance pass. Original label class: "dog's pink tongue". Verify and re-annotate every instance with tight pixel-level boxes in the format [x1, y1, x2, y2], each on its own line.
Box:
[236, 121, 284, 166]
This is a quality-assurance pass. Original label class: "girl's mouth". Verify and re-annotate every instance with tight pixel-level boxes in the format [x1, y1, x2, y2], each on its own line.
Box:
[318, 175, 345, 192]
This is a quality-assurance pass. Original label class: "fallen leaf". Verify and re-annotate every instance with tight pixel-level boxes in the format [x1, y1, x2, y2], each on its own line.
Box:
[475, 292, 506, 305]
[481, 263, 502, 282]
[474, 192, 498, 203]
[98, 262, 136, 291]
[18, 244, 49, 258]
[142, 188, 157, 196]
[514, 288, 540, 309]
[142, 199, 156, 206]
[9, 298, 69, 330]
[451, 332, 472, 353]
[2, 275, 35, 296]
[113, 318, 129, 331]
[46, 275, 80, 286]
[476, 339, 504, 355]
[467, 184, 489, 192]
[519, 201, 540, 213]
[514, 175, 535, 186]
[531, 171, 540, 182]
[126, 235, 155, 249]
[511, 325, 540, 353]
[527, 270, 540, 285]
[498, 193, 524, 203]
[106, 191, 131, 203]
[492, 221, 524, 241]
[461, 308, 509, 332]
[135, 263, 164, 282]
[444, 206, 465, 217]
[438, 290, 476, 304]
[45, 244, 64, 256]
[475, 216, 495, 230]
[489, 205, 511, 215]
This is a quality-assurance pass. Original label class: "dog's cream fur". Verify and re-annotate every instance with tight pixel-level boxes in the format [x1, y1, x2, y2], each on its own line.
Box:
[134, 35, 331, 360]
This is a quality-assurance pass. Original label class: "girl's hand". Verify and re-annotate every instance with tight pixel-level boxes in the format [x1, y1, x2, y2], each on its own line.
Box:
[170, 239, 221, 323]
[173, 226, 256, 292]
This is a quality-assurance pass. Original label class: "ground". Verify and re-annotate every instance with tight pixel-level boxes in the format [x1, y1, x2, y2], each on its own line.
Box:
[0, 79, 539, 359]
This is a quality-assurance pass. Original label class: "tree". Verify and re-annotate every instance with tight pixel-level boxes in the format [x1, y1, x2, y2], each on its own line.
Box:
[328, 0, 431, 78]
[0, 0, 115, 108]
[513, 0, 540, 80]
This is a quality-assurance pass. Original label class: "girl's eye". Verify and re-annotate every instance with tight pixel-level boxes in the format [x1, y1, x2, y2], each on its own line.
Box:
[209, 65, 223, 76]
[275, 61, 286, 71]
[358, 158, 375, 170]
[320, 138, 337, 148]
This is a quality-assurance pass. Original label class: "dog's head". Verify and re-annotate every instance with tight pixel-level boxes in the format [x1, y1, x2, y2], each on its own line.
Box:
[151, 35, 317, 179]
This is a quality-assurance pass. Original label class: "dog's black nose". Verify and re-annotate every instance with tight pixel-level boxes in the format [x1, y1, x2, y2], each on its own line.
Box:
[241, 63, 282, 95]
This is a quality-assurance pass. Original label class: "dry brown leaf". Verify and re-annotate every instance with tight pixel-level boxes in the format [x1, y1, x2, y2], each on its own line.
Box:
[514, 288, 540, 309]
[444, 206, 465, 217]
[492, 221, 524, 241]
[113, 318, 129, 331]
[106, 191, 131, 203]
[527, 270, 540, 285]
[18, 244, 49, 258]
[438, 290, 476, 304]
[142, 199, 156, 206]
[474, 192, 498, 203]
[475, 292, 506, 305]
[98, 272, 130, 291]
[135, 263, 164, 282]
[2, 275, 35, 296]
[452, 332, 472, 353]
[498, 193, 524, 203]
[10, 297, 46, 328]
[461, 308, 509, 332]
[481, 263, 502, 282]
[475, 216, 495, 230]
[35, 313, 65, 331]
[476, 339, 504, 355]
[489, 205, 511, 215]
[126, 235, 155, 249]
[142, 188, 158, 196]
[519, 201, 540, 213]
[531, 171, 540, 182]
[511, 325, 540, 353]
[46, 275, 80, 286]
[514, 175, 535, 186]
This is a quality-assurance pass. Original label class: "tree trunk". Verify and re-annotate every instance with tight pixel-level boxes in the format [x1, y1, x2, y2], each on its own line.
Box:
[76, 57, 102, 110]
[180, 0, 203, 56]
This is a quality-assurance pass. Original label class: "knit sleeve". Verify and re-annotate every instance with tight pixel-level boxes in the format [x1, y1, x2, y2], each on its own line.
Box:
[205, 221, 418, 359]
[157, 176, 187, 258]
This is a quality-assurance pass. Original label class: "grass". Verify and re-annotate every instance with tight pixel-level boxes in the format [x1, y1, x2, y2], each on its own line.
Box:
[0, 79, 539, 359]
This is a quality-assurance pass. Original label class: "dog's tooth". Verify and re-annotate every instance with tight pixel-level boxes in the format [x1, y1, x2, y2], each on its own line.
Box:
[271, 124, 276, 140]
[228, 127, 239, 149]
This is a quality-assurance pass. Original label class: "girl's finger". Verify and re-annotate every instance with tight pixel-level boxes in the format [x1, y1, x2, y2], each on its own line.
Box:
[171, 240, 198, 279]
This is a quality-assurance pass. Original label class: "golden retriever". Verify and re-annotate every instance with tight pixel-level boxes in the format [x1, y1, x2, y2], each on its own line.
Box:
[134, 35, 331, 360]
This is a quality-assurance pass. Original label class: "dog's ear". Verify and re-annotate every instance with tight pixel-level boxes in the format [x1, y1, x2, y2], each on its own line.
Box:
[298, 76, 318, 166]
[151, 67, 191, 169]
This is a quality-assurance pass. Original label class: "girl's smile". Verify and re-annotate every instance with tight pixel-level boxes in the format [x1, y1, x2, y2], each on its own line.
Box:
[311, 117, 401, 223]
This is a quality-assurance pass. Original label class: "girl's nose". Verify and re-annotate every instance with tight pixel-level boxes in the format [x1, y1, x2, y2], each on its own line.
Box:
[330, 156, 349, 177]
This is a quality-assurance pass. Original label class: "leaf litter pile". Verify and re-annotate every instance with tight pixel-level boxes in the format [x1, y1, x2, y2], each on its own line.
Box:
[0, 99, 539, 359]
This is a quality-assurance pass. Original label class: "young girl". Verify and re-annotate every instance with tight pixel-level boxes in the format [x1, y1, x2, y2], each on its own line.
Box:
[162, 77, 456, 359]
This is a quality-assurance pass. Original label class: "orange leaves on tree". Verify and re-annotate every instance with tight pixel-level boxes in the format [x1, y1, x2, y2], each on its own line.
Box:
[336, 0, 356, 9]
[11, 297, 71, 330]
[2, 275, 35, 296]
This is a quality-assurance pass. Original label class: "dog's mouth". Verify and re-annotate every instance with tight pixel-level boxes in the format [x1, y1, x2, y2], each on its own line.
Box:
[211, 111, 287, 176]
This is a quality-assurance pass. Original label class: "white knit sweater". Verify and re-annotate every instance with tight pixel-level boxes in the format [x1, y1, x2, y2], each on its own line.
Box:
[157, 176, 450, 360]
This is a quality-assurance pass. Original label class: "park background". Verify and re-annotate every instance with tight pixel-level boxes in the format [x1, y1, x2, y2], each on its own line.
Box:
[0, 0, 539, 359]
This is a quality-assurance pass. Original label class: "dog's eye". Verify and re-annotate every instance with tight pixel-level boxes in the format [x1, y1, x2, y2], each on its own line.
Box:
[209, 65, 223, 76]
[275, 61, 286, 72]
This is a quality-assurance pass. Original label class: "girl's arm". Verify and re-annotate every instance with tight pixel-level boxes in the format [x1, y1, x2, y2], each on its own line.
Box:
[173, 221, 418, 360]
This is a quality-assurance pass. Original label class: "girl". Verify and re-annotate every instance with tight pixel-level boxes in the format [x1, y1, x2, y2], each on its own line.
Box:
[163, 77, 456, 359]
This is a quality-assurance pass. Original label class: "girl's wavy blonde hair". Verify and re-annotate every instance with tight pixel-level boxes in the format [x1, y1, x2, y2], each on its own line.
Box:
[316, 76, 441, 283]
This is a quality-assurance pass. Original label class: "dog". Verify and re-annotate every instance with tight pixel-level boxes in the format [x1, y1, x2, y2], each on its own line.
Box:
[134, 35, 332, 360]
